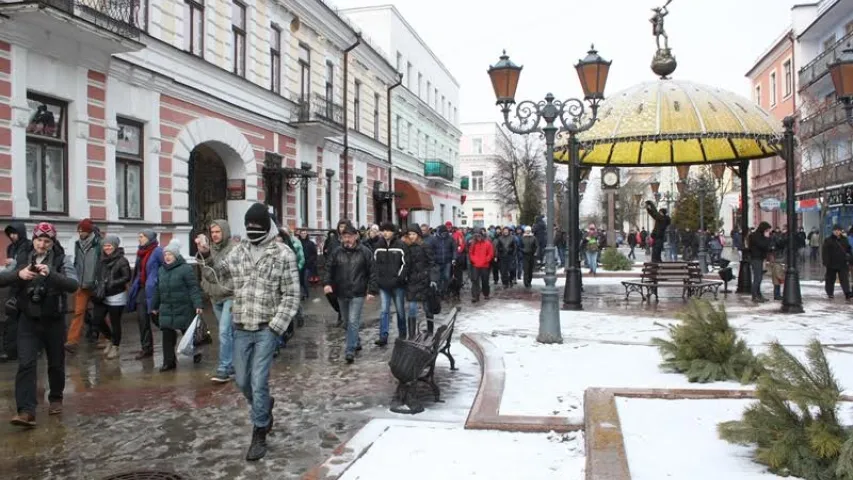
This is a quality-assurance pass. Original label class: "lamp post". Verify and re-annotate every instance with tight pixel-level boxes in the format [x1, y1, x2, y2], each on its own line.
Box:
[488, 47, 611, 339]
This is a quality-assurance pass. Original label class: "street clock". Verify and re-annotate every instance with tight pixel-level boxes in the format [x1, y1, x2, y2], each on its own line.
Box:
[601, 167, 620, 190]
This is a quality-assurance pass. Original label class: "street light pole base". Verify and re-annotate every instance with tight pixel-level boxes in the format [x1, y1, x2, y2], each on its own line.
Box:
[735, 260, 752, 294]
[562, 267, 584, 311]
[781, 268, 804, 314]
[538, 285, 564, 344]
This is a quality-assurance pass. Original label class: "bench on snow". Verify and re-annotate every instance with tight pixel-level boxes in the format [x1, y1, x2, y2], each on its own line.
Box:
[388, 307, 459, 414]
[621, 261, 723, 302]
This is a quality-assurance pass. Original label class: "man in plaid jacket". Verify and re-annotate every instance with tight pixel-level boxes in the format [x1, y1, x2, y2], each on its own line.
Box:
[199, 202, 300, 461]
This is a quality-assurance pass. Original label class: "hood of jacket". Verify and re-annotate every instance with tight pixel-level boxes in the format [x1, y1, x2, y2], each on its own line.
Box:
[210, 219, 233, 252]
[5, 221, 27, 241]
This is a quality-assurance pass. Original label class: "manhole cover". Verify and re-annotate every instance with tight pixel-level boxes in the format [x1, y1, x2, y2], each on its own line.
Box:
[102, 472, 188, 480]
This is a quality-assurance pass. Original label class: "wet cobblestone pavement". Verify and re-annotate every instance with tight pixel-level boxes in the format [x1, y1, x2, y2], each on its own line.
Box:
[0, 273, 841, 479]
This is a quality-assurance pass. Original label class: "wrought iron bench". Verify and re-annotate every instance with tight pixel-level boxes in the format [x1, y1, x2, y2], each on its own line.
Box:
[622, 262, 722, 302]
[388, 307, 459, 414]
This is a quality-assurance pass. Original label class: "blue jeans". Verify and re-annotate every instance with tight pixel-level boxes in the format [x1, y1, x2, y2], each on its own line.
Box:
[407, 300, 430, 319]
[438, 263, 452, 294]
[379, 288, 406, 339]
[212, 299, 234, 376]
[233, 327, 277, 429]
[557, 247, 567, 267]
[585, 251, 599, 274]
[339, 296, 365, 355]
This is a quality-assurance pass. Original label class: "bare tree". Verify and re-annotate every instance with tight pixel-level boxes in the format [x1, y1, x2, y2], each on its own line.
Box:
[597, 178, 647, 232]
[491, 133, 546, 226]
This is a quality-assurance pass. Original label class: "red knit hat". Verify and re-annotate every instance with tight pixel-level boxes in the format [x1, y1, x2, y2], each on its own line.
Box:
[33, 222, 57, 240]
[77, 218, 95, 233]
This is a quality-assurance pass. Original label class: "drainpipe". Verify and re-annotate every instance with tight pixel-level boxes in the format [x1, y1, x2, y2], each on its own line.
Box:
[342, 33, 361, 221]
[387, 73, 403, 226]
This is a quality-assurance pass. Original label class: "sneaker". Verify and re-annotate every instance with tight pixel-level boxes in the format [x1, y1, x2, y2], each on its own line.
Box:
[105, 345, 119, 359]
[48, 401, 62, 415]
[211, 372, 230, 384]
[134, 350, 153, 360]
[10, 412, 36, 428]
[345, 353, 355, 364]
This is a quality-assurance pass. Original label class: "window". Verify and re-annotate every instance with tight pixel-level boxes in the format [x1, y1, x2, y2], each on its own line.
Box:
[299, 43, 310, 102]
[270, 24, 281, 93]
[373, 92, 380, 140]
[356, 177, 362, 225]
[783, 60, 792, 98]
[325, 61, 334, 103]
[183, 0, 204, 57]
[325, 171, 333, 225]
[353, 80, 361, 131]
[406, 122, 412, 151]
[396, 115, 402, 148]
[26, 94, 67, 214]
[824, 34, 837, 52]
[417, 72, 423, 97]
[472, 208, 484, 228]
[116, 118, 144, 219]
[406, 62, 413, 89]
[434, 88, 439, 110]
[472, 137, 483, 154]
[232, 1, 246, 76]
[769, 72, 777, 106]
[426, 81, 431, 103]
[754, 85, 761, 106]
[471, 170, 484, 191]
[440, 204, 445, 221]
[424, 134, 430, 157]
[413, 129, 420, 155]
[453, 107, 457, 124]
[396, 51, 403, 71]
[441, 95, 446, 116]
[300, 167, 309, 227]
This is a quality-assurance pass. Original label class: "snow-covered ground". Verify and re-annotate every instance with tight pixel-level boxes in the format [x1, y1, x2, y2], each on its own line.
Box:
[454, 302, 853, 420]
[617, 398, 853, 480]
[337, 420, 585, 480]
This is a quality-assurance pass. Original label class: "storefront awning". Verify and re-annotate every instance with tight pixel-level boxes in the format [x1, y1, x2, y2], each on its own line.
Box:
[394, 179, 434, 211]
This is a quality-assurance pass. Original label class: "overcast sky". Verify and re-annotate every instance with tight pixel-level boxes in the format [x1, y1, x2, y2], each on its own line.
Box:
[332, 0, 799, 124]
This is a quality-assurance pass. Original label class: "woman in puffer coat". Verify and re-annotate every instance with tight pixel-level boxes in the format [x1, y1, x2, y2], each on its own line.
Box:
[152, 240, 203, 372]
[91, 235, 131, 359]
[402, 224, 439, 336]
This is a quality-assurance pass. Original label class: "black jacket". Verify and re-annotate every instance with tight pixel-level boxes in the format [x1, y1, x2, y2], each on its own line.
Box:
[646, 203, 670, 240]
[0, 245, 78, 320]
[323, 243, 378, 299]
[822, 235, 851, 269]
[4, 222, 31, 263]
[301, 237, 318, 271]
[521, 235, 538, 256]
[406, 242, 438, 302]
[95, 248, 132, 299]
[748, 223, 774, 261]
[373, 236, 408, 290]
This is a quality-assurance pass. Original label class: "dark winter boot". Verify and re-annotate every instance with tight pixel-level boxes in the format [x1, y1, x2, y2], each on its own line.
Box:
[426, 320, 434, 335]
[266, 397, 275, 434]
[407, 318, 418, 340]
[246, 426, 268, 461]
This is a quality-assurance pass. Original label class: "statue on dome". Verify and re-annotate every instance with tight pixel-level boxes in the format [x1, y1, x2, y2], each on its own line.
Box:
[650, 0, 672, 51]
[650, 0, 677, 79]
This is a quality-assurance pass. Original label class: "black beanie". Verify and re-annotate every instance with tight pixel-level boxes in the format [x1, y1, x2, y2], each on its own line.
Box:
[245, 203, 271, 240]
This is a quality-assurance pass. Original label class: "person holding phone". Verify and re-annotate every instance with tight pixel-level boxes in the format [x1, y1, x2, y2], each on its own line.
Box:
[0, 222, 78, 427]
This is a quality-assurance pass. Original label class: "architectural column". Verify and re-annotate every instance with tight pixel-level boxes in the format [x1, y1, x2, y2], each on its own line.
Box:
[85, 69, 108, 221]
[7, 44, 29, 218]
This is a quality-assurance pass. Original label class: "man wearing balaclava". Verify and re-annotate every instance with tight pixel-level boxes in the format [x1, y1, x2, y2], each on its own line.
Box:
[199, 202, 300, 461]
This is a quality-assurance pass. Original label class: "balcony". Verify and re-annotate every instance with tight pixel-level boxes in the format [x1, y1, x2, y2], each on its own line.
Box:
[293, 93, 345, 137]
[460, 176, 469, 190]
[424, 159, 454, 182]
[799, 101, 850, 138]
[0, 0, 144, 55]
[799, 29, 853, 90]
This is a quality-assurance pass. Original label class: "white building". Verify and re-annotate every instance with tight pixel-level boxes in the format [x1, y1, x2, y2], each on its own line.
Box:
[458, 122, 515, 228]
[791, 0, 853, 234]
[339, 5, 462, 227]
[0, 0, 400, 259]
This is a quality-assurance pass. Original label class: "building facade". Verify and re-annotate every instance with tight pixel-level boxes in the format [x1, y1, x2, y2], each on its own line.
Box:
[0, 0, 401, 258]
[746, 29, 796, 229]
[339, 5, 462, 228]
[792, 0, 853, 233]
[458, 122, 515, 229]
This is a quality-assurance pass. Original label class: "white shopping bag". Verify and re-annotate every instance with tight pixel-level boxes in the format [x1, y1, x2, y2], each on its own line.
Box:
[177, 315, 200, 357]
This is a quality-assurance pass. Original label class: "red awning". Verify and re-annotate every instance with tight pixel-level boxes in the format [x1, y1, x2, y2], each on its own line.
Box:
[395, 179, 434, 211]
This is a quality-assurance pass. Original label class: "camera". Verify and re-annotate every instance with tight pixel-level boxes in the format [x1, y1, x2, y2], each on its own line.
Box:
[28, 284, 46, 304]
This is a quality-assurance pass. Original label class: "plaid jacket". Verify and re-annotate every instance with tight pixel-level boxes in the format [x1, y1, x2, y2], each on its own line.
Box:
[218, 239, 300, 335]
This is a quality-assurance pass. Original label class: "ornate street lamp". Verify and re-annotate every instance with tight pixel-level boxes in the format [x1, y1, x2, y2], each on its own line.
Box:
[829, 46, 853, 121]
[488, 46, 611, 342]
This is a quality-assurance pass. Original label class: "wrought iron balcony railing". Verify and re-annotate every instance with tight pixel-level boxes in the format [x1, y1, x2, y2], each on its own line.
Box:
[297, 93, 345, 128]
[40, 0, 143, 39]
[424, 159, 454, 182]
[799, 29, 853, 90]
[799, 101, 848, 138]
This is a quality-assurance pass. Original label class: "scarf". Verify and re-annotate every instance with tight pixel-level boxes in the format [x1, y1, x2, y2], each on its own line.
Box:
[136, 241, 158, 288]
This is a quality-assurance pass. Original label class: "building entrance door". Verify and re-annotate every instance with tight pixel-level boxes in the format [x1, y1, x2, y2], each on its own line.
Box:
[188, 144, 228, 255]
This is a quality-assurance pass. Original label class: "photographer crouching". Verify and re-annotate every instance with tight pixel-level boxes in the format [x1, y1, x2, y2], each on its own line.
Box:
[0, 222, 78, 428]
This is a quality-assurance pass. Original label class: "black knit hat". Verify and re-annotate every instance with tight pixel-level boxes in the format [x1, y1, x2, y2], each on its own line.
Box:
[405, 224, 421, 236]
[244, 203, 271, 232]
[340, 221, 358, 235]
